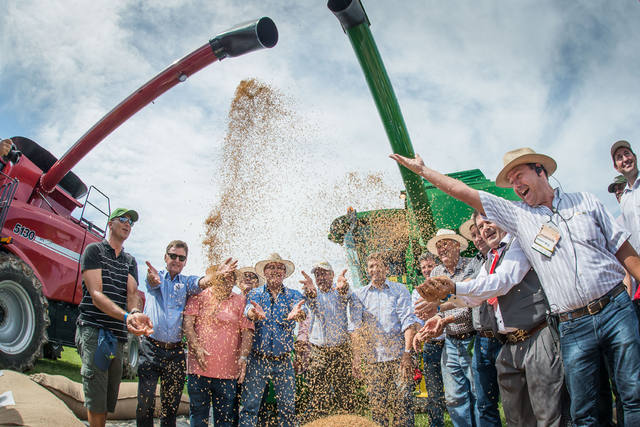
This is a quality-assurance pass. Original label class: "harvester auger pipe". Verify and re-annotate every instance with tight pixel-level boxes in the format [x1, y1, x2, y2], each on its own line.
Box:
[328, 0, 435, 239]
[39, 17, 278, 194]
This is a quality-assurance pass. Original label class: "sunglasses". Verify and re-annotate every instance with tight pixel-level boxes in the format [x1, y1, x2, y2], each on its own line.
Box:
[166, 253, 187, 262]
[115, 217, 135, 226]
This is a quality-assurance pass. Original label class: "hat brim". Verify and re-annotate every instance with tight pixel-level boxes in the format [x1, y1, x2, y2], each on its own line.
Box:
[236, 267, 266, 285]
[255, 259, 295, 279]
[458, 219, 475, 241]
[426, 234, 469, 256]
[495, 153, 557, 188]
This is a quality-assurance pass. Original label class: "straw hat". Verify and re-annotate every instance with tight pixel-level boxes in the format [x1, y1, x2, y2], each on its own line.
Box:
[236, 266, 265, 285]
[458, 218, 476, 242]
[495, 147, 557, 188]
[311, 260, 334, 274]
[255, 253, 295, 279]
[426, 229, 468, 256]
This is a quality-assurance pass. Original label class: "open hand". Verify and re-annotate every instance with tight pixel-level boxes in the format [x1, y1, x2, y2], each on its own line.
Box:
[0, 138, 12, 157]
[414, 298, 438, 321]
[145, 261, 161, 286]
[249, 301, 266, 321]
[336, 269, 349, 295]
[299, 271, 317, 298]
[287, 300, 306, 322]
[216, 257, 238, 277]
[389, 152, 426, 175]
[416, 276, 454, 302]
[127, 313, 154, 336]
[421, 315, 445, 338]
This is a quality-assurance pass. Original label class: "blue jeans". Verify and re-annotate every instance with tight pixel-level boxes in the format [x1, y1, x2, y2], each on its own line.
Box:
[422, 341, 445, 427]
[559, 290, 640, 426]
[442, 335, 477, 427]
[239, 354, 296, 427]
[472, 336, 502, 427]
[187, 374, 237, 427]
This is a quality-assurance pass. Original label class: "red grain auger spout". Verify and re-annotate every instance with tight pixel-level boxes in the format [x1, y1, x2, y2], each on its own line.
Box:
[39, 17, 278, 194]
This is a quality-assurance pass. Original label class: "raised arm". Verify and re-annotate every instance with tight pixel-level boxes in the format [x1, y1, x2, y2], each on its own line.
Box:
[389, 153, 484, 213]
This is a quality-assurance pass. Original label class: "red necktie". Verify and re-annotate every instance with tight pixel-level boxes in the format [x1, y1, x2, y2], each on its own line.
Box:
[487, 248, 500, 308]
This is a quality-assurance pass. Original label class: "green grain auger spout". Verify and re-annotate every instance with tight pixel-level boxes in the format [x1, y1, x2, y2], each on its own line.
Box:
[327, 0, 435, 241]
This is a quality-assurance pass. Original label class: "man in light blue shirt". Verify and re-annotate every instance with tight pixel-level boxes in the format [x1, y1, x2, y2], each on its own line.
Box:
[299, 260, 360, 421]
[350, 252, 420, 427]
[137, 240, 234, 427]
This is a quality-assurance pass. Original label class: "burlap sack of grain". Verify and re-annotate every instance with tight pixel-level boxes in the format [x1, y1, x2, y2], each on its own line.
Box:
[302, 414, 381, 427]
[30, 373, 189, 420]
[0, 370, 85, 426]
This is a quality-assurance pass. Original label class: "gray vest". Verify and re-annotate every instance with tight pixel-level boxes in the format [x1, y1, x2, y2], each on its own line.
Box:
[490, 238, 548, 331]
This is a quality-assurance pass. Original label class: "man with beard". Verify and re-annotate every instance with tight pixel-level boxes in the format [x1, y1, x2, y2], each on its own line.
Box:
[240, 253, 307, 427]
[391, 148, 640, 425]
[299, 261, 358, 421]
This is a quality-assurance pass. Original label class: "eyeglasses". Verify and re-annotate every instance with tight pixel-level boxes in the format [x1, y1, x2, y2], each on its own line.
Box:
[166, 253, 187, 262]
[115, 217, 135, 226]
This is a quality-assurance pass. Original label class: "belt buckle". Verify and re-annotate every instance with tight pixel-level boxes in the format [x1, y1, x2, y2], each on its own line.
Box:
[587, 298, 606, 315]
[510, 329, 528, 343]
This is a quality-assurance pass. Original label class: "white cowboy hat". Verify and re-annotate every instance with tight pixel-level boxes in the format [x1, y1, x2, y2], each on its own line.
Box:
[495, 147, 557, 188]
[311, 260, 334, 274]
[426, 229, 468, 256]
[236, 266, 265, 285]
[255, 253, 295, 279]
[458, 218, 476, 242]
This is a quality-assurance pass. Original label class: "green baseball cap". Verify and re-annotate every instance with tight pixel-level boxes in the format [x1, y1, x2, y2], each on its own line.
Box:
[109, 208, 139, 222]
[608, 175, 627, 193]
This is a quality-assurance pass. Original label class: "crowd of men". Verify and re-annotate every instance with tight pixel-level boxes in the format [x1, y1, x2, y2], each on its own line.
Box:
[72, 138, 640, 427]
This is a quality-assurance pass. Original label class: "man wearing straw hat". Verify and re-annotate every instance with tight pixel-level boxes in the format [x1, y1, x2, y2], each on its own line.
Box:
[423, 229, 477, 427]
[236, 266, 265, 295]
[390, 147, 640, 425]
[239, 253, 307, 427]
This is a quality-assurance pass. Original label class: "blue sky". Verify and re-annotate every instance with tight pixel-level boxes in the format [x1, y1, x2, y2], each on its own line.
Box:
[2, 0, 640, 285]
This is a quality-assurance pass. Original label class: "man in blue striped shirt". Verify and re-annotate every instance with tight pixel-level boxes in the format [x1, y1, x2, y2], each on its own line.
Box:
[390, 148, 640, 425]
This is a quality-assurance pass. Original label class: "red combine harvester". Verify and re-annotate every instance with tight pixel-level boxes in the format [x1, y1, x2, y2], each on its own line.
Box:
[0, 17, 278, 376]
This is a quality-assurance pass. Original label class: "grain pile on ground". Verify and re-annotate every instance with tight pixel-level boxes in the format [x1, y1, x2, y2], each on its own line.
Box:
[302, 414, 381, 427]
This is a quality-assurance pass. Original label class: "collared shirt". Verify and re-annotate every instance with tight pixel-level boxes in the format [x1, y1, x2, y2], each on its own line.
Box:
[144, 270, 202, 343]
[465, 253, 486, 279]
[349, 279, 419, 363]
[244, 284, 305, 357]
[480, 188, 629, 313]
[431, 257, 475, 335]
[620, 177, 640, 253]
[78, 240, 138, 341]
[454, 235, 531, 333]
[307, 285, 359, 347]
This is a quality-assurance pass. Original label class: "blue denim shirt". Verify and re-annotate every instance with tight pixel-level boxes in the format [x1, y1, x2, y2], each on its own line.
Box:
[349, 279, 419, 362]
[244, 284, 305, 357]
[144, 270, 202, 343]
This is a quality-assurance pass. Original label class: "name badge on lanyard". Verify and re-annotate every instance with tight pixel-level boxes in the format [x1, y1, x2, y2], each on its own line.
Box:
[532, 223, 561, 258]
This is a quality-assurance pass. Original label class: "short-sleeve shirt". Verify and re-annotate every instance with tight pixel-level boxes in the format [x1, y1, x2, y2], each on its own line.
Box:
[620, 178, 640, 253]
[184, 290, 254, 379]
[78, 240, 138, 341]
[431, 257, 475, 335]
[480, 188, 628, 313]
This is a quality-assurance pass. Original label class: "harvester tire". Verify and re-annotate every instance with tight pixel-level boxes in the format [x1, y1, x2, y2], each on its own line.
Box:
[122, 333, 139, 379]
[0, 253, 49, 371]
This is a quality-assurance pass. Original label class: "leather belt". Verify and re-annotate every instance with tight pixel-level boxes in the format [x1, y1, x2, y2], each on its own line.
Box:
[146, 337, 183, 350]
[558, 283, 626, 322]
[500, 321, 547, 344]
[447, 331, 476, 340]
[477, 329, 497, 339]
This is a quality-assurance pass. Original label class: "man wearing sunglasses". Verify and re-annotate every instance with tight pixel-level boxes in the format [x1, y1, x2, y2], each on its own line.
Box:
[77, 208, 154, 427]
[136, 240, 237, 427]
